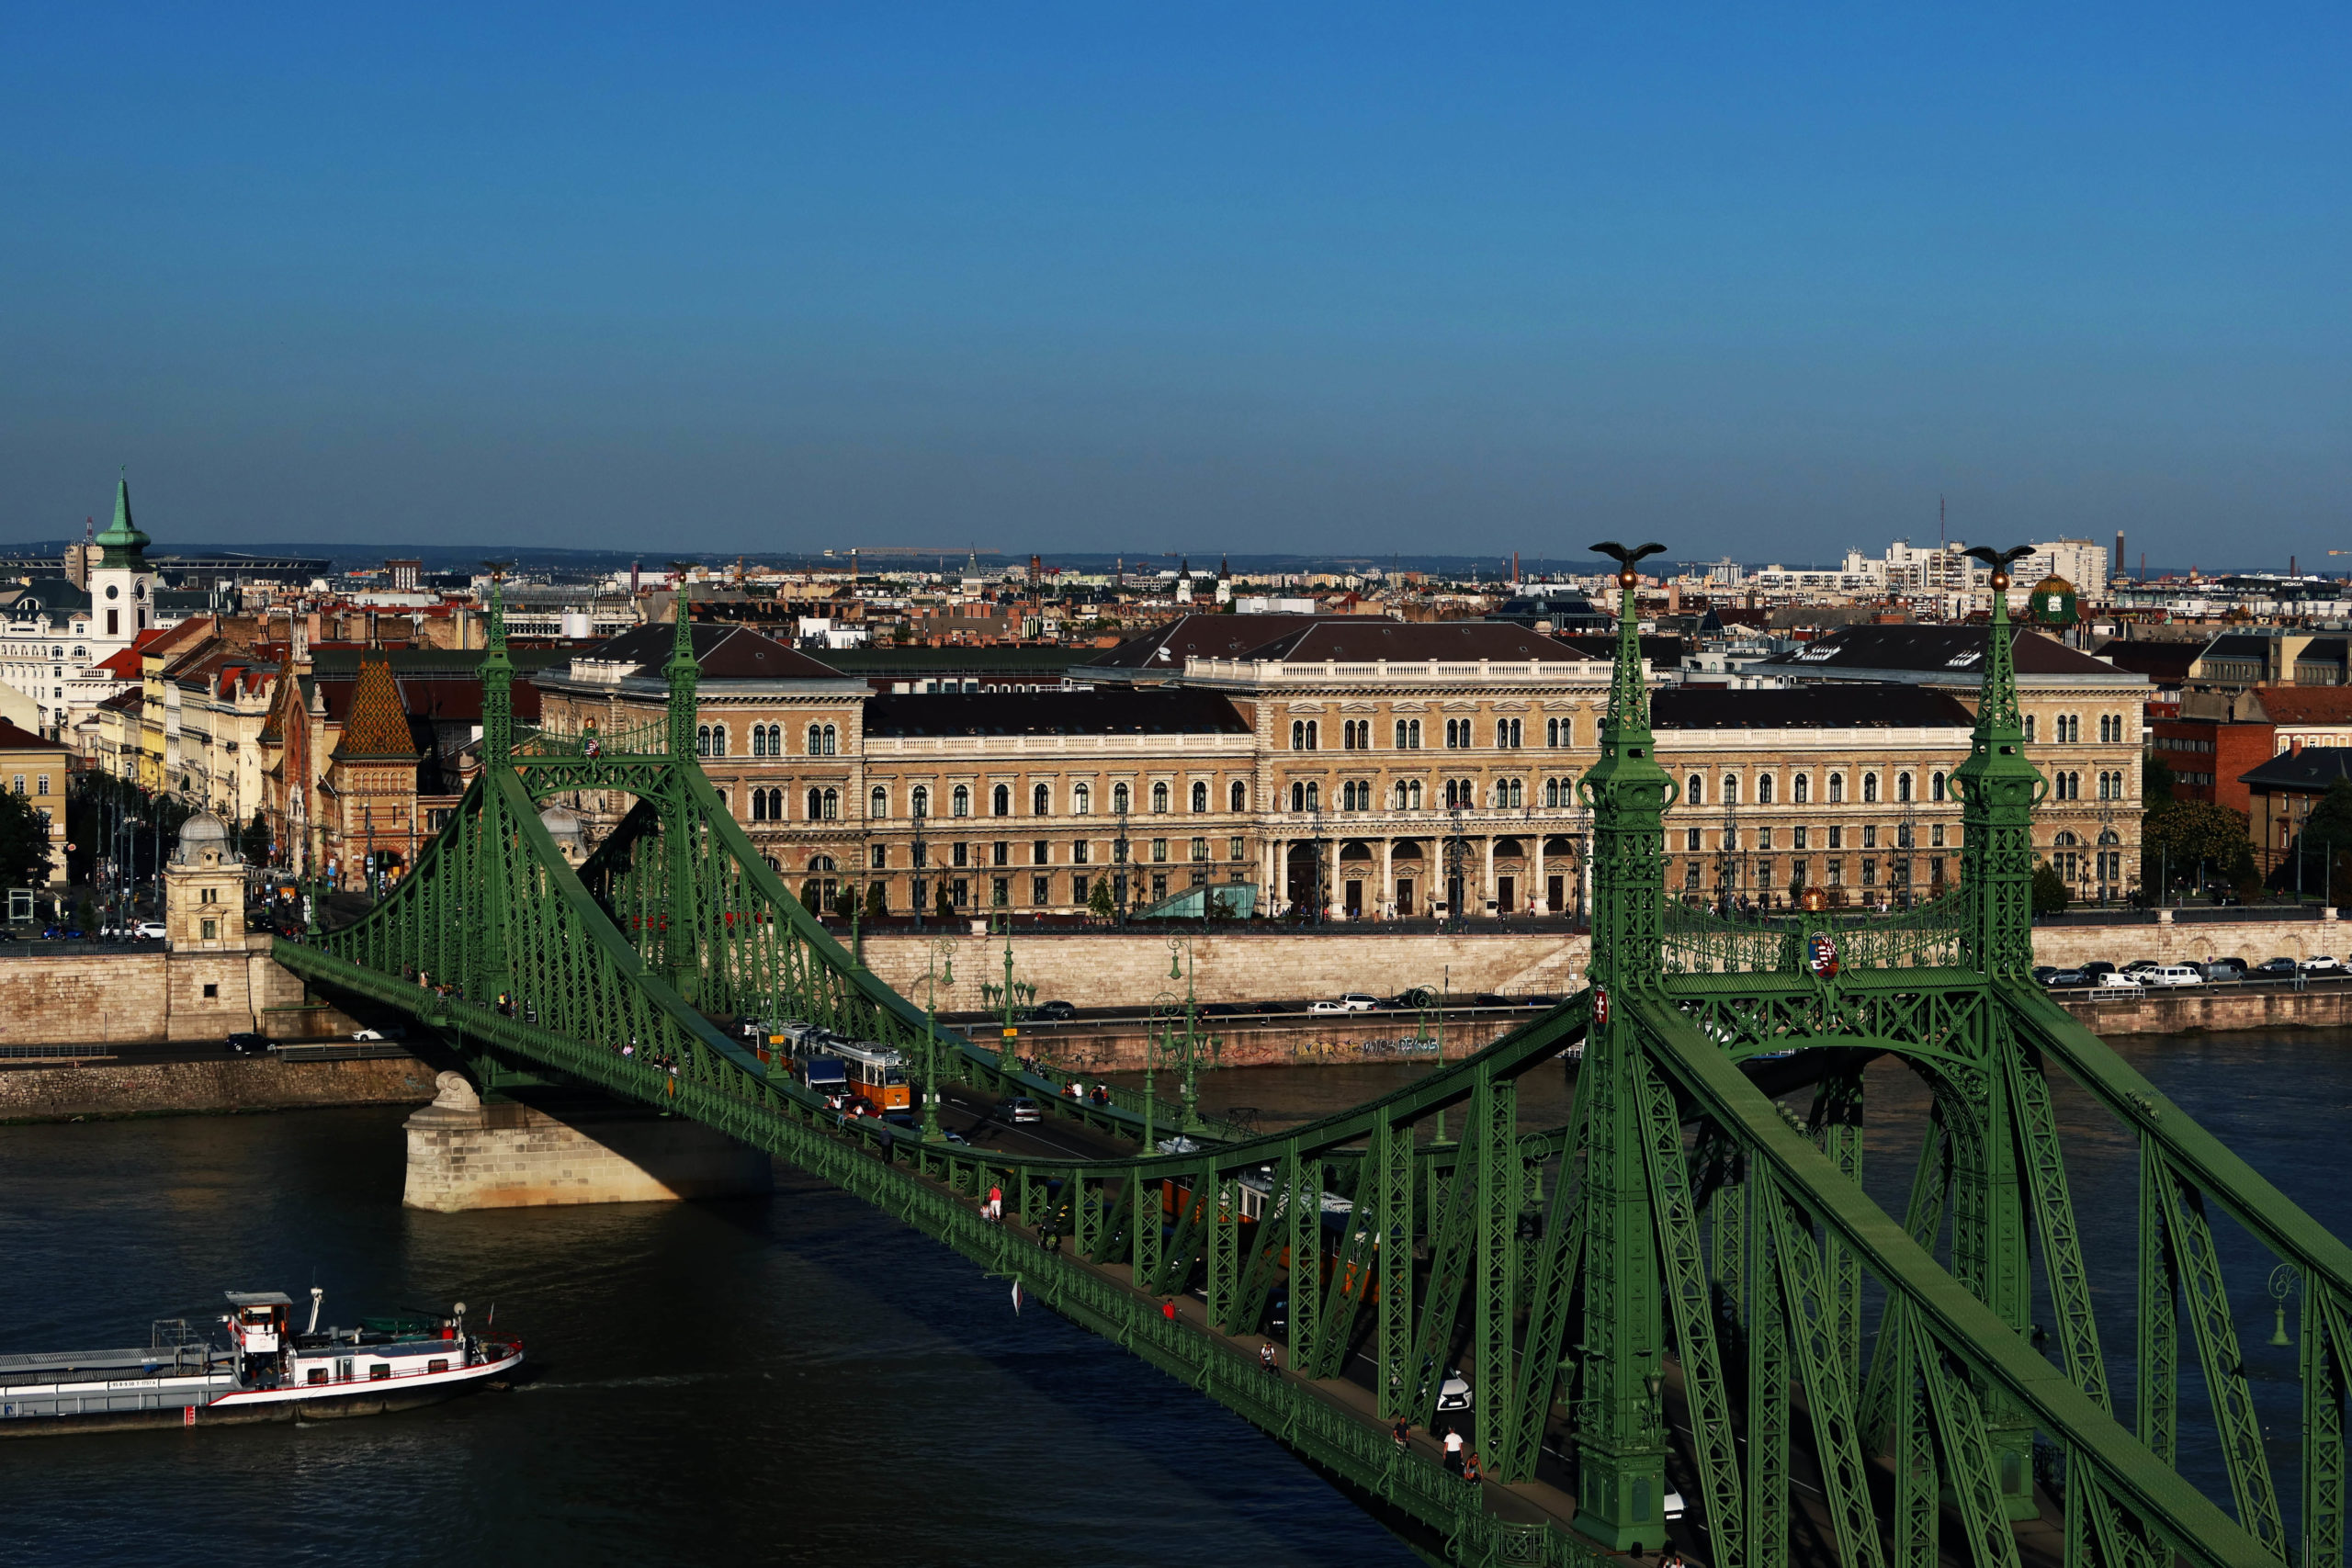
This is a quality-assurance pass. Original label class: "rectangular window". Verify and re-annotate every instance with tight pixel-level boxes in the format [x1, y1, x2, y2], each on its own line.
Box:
[1932, 824, 1946, 848]
[991, 841, 1009, 867]
[1151, 839, 1169, 863]
[951, 878, 969, 907]
[36, 774, 48, 795]
[1073, 840, 1091, 864]
[1827, 826, 1843, 850]
[307, 1367, 328, 1385]
[1792, 858, 1807, 888]
[1793, 826, 1808, 851]
[1827, 858, 1843, 886]
[1862, 858, 1877, 886]
[1685, 828, 1701, 852]
[1861, 825, 1877, 849]
[1072, 874, 1090, 904]
[992, 877, 1009, 907]
[369, 1365, 391, 1382]
[1229, 837, 1245, 860]
[952, 843, 968, 868]
[1684, 862, 1702, 888]
[1190, 837, 1208, 862]
[201, 981, 219, 998]
[8, 776, 18, 794]
[911, 842, 928, 869]
[1756, 858, 1772, 886]
[199, 886, 218, 904]
[1151, 873, 1168, 901]
[1032, 875, 1050, 906]
[871, 844, 888, 870]
[1758, 826, 1773, 851]
[1931, 858, 1947, 885]
[428, 1359, 450, 1374]
[200, 920, 217, 941]
[911, 877, 928, 910]
[1114, 840, 1128, 863]
[1033, 839, 1049, 864]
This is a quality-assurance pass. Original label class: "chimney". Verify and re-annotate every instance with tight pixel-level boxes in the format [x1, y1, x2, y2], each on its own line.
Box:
[2115, 531, 2125, 579]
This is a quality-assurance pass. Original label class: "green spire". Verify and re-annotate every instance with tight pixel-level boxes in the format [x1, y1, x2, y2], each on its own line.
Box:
[665, 573, 699, 759]
[481, 568, 514, 765]
[95, 468, 152, 570]
[1582, 544, 1674, 997]
[1955, 549, 2041, 978]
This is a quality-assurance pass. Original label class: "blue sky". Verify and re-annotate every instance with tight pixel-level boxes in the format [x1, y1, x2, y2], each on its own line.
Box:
[3, 4, 2345, 564]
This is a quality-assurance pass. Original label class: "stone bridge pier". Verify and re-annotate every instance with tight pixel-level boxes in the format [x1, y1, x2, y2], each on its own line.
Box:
[401, 1071, 774, 1213]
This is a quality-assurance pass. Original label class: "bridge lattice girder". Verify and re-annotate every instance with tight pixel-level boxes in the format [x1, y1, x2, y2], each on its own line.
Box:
[269, 580, 2352, 1568]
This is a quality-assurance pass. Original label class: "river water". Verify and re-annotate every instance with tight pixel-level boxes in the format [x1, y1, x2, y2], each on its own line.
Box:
[6, 1028, 2351, 1565]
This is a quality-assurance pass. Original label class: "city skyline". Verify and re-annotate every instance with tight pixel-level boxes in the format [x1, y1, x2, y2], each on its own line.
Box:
[5, 6, 2345, 559]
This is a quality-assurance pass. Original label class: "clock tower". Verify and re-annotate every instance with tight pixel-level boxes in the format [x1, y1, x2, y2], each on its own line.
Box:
[89, 470, 158, 647]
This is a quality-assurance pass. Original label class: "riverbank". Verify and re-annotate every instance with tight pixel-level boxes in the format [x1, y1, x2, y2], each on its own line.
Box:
[0, 1053, 439, 1123]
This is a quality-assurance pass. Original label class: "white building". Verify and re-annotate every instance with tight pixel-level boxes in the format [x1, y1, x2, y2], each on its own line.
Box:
[0, 477, 171, 739]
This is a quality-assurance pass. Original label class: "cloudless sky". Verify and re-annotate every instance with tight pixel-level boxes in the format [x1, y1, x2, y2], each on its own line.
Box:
[3, 4, 2346, 564]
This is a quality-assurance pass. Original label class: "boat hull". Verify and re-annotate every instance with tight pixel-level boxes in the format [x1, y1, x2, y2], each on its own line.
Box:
[0, 1348, 523, 1438]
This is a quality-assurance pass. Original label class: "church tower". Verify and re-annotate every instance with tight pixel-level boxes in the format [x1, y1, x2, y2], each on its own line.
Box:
[89, 471, 159, 648]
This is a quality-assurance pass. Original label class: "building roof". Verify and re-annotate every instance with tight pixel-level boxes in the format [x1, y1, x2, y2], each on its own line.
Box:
[1234, 620, 1589, 664]
[95, 474, 152, 569]
[578, 621, 849, 682]
[2240, 749, 2352, 792]
[1550, 634, 1687, 670]
[0, 717, 67, 753]
[2092, 639, 2200, 680]
[2252, 688, 2352, 727]
[820, 645, 1080, 675]
[863, 689, 1250, 739]
[1760, 624, 2132, 680]
[334, 658, 424, 759]
[1653, 685, 1976, 731]
[91, 626, 172, 679]
[1086, 614, 1343, 671]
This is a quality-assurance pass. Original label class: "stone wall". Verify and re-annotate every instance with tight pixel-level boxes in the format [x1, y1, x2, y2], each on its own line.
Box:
[0, 940, 357, 1047]
[1013, 1013, 1524, 1075]
[859, 918, 2344, 1012]
[0, 1054, 438, 1122]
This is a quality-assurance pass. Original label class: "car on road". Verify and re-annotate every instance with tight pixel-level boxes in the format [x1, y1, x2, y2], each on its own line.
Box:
[1001, 1096, 1044, 1124]
[2304, 955, 2346, 974]
[133, 921, 166, 940]
[2031, 965, 2059, 986]
[1308, 999, 1352, 1015]
[2143, 965, 2205, 987]
[2042, 968, 2095, 987]
[1391, 987, 1441, 1009]
[2081, 961, 2117, 978]
[1338, 993, 1382, 1011]
[41, 926, 83, 941]
[1253, 1001, 1289, 1015]
[1029, 999, 1077, 1022]
[2121, 960, 2162, 976]
[350, 1025, 409, 1042]
[1665, 1485, 1686, 1522]
[1436, 1371, 1473, 1413]
[2253, 957, 2301, 978]
[1201, 1002, 1244, 1018]
[224, 1032, 269, 1055]
[2093, 971, 2143, 989]
[2201, 958, 2248, 981]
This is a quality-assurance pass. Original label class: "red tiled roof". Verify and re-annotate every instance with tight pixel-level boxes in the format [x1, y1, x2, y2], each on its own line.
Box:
[334, 658, 422, 758]
[0, 718, 67, 753]
[2256, 688, 2352, 726]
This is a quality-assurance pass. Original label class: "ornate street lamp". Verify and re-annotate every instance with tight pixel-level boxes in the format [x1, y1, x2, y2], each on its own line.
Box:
[920, 936, 956, 1141]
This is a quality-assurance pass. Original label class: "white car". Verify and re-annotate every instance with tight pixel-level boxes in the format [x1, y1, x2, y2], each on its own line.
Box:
[1307, 999, 1351, 1015]
[1665, 1485, 1686, 1521]
[1339, 993, 1383, 1011]
[351, 1025, 409, 1042]
[1436, 1371, 1474, 1412]
[133, 921, 167, 940]
[2093, 971, 2143, 989]
[2143, 965, 2206, 987]
[2303, 956, 2346, 974]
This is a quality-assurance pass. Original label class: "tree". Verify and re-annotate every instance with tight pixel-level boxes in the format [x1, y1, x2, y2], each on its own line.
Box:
[241, 811, 272, 864]
[2031, 860, 2073, 915]
[798, 877, 820, 910]
[934, 880, 955, 921]
[1087, 877, 1115, 920]
[2143, 751, 2177, 807]
[1786, 864, 1807, 907]
[0, 789, 53, 890]
[831, 884, 857, 922]
[864, 880, 888, 921]
[2143, 798, 2255, 900]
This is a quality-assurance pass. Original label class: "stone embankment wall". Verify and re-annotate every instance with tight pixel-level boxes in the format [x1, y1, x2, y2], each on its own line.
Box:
[0, 938, 357, 1047]
[862, 919, 2345, 1012]
[1017, 1014, 1525, 1076]
[0, 1055, 438, 1122]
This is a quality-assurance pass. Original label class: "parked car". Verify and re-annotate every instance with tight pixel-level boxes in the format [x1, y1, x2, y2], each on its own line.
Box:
[41, 925, 83, 941]
[2093, 972, 2143, 989]
[224, 1032, 269, 1055]
[2043, 968, 2095, 987]
[2031, 965, 2059, 986]
[1307, 999, 1352, 1015]
[2304, 955, 2346, 974]
[1030, 999, 1077, 1022]
[1001, 1096, 1044, 1124]
[2253, 957, 2301, 978]
[1338, 993, 1382, 1011]
[2143, 965, 2205, 987]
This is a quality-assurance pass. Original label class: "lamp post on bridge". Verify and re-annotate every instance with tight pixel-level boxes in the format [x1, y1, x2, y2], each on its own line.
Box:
[919, 936, 956, 1142]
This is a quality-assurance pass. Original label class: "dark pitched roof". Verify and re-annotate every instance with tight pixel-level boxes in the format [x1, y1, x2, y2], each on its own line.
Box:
[1238, 621, 1589, 663]
[1653, 685, 1976, 730]
[1086, 614, 1340, 670]
[2240, 749, 2352, 791]
[863, 689, 1250, 739]
[1760, 624, 2125, 678]
[0, 717, 66, 752]
[579, 622, 848, 682]
[1552, 635, 1686, 670]
[2093, 640, 2199, 680]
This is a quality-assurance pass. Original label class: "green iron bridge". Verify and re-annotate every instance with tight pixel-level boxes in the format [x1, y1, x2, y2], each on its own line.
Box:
[272, 560, 2352, 1568]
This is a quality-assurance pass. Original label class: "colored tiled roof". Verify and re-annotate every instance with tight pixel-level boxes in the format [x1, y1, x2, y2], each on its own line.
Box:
[0, 718, 67, 753]
[334, 657, 421, 758]
[2252, 688, 2352, 726]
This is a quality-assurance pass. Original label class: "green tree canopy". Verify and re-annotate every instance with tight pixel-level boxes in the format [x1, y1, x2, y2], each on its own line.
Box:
[1087, 877, 1115, 919]
[2143, 798, 2254, 890]
[864, 880, 888, 921]
[2031, 860, 2072, 915]
[934, 880, 955, 921]
[0, 789, 54, 890]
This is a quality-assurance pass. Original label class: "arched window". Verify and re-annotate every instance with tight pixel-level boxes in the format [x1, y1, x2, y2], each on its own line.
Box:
[72, 647, 84, 660]
[1500, 778, 1523, 807]
[711, 725, 728, 757]
[1861, 773, 1878, 804]
[2024, 715, 2037, 743]
[1686, 774, 1704, 807]
[1305, 782, 1319, 810]
[808, 724, 824, 755]
[752, 790, 768, 821]
[1723, 774, 1739, 806]
[824, 725, 839, 755]
[767, 724, 783, 755]
[822, 788, 840, 820]
[1395, 719, 1409, 749]
[1112, 782, 1131, 814]
[991, 784, 1011, 817]
[952, 784, 971, 818]
[1931, 772, 1947, 802]
[695, 725, 713, 757]
[769, 789, 785, 820]
[871, 785, 888, 818]
[1896, 773, 1913, 804]
[1151, 781, 1170, 813]
[751, 726, 766, 757]
[1292, 782, 1306, 812]
[1306, 720, 1317, 750]
[911, 784, 930, 818]
[1034, 783, 1051, 816]
[1191, 781, 1208, 813]
[1292, 720, 1306, 750]
[1229, 780, 1246, 812]
[1828, 773, 1845, 804]
[806, 787, 823, 820]
[1793, 773, 1809, 805]
[1072, 783, 1091, 815]
[1757, 774, 1774, 805]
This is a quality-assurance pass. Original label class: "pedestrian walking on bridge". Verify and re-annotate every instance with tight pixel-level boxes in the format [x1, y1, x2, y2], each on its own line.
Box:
[1442, 1427, 1464, 1474]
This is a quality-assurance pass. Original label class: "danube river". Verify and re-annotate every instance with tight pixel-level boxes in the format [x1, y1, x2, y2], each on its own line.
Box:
[6, 1028, 2352, 1565]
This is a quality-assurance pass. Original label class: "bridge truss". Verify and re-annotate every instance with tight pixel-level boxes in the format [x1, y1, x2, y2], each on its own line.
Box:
[273, 572, 2351, 1568]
